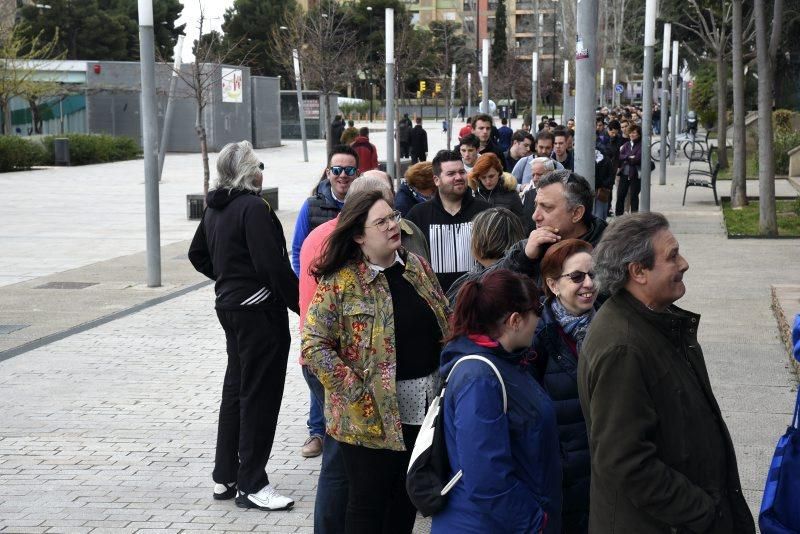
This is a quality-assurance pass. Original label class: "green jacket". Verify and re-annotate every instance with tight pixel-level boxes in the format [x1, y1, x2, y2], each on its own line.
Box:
[302, 251, 450, 451]
[577, 290, 755, 534]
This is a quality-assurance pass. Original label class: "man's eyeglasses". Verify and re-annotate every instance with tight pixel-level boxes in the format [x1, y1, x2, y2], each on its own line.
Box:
[559, 270, 596, 284]
[330, 166, 358, 177]
[366, 210, 402, 232]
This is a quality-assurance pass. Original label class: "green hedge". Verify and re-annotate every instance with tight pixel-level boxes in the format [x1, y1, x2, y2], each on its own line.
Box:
[40, 133, 141, 166]
[0, 136, 48, 172]
[774, 131, 800, 175]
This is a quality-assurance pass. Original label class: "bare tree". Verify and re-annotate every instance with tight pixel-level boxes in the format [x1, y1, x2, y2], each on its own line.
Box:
[273, 2, 359, 156]
[730, 0, 748, 208]
[609, 0, 631, 82]
[676, 0, 733, 169]
[165, 8, 250, 197]
[0, 28, 63, 135]
[754, 0, 784, 235]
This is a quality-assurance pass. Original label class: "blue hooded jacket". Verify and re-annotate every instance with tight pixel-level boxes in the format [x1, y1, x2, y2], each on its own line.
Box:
[431, 335, 562, 534]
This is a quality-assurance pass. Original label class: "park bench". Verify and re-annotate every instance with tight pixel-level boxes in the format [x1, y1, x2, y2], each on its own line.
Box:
[683, 146, 720, 206]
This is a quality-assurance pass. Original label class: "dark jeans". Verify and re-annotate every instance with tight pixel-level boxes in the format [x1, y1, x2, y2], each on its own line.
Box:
[315, 434, 349, 534]
[410, 152, 425, 164]
[303, 365, 325, 438]
[305, 365, 348, 533]
[400, 142, 410, 159]
[615, 175, 641, 215]
[213, 308, 290, 494]
[338, 425, 420, 534]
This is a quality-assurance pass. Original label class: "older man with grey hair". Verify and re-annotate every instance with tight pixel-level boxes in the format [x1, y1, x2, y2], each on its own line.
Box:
[189, 140, 299, 512]
[493, 169, 606, 286]
[519, 157, 557, 234]
[577, 212, 755, 534]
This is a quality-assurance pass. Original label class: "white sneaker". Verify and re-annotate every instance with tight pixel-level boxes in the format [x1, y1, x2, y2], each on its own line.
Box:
[235, 484, 294, 511]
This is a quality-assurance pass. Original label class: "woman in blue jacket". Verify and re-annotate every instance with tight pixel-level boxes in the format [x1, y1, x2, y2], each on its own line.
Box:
[533, 239, 598, 534]
[432, 269, 562, 534]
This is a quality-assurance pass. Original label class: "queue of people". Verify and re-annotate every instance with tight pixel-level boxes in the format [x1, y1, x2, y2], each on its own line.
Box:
[188, 112, 755, 534]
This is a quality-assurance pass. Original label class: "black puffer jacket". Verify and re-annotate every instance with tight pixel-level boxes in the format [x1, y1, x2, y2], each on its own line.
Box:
[533, 299, 591, 533]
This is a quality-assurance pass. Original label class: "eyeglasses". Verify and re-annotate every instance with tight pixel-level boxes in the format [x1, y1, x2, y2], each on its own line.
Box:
[366, 210, 402, 232]
[258, 162, 264, 170]
[559, 270, 596, 284]
[329, 165, 358, 177]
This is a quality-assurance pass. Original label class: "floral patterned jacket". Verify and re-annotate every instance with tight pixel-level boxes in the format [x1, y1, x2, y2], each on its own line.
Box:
[301, 251, 450, 451]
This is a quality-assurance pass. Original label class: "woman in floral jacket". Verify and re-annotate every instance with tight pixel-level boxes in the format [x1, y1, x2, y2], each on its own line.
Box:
[302, 190, 450, 533]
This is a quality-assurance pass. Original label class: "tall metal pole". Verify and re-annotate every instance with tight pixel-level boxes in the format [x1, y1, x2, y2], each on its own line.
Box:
[293, 49, 309, 162]
[680, 78, 689, 132]
[574, 0, 598, 187]
[138, 0, 161, 287]
[659, 23, 671, 185]
[467, 72, 472, 120]
[385, 8, 395, 180]
[639, 0, 656, 212]
[562, 60, 569, 124]
[158, 34, 183, 181]
[448, 63, 456, 149]
[669, 41, 679, 166]
[531, 52, 538, 128]
[481, 38, 489, 114]
[599, 67, 605, 108]
[612, 68, 617, 108]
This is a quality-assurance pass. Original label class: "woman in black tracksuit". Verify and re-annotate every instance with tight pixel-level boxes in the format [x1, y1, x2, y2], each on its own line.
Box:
[189, 140, 299, 512]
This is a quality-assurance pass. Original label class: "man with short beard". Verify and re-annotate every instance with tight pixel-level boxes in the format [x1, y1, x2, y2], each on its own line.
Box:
[406, 149, 491, 293]
[512, 130, 561, 186]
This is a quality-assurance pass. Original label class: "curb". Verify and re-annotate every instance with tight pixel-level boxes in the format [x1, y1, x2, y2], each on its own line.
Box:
[770, 285, 800, 378]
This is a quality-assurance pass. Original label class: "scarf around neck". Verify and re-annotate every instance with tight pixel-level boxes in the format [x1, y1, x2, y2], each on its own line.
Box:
[550, 298, 595, 351]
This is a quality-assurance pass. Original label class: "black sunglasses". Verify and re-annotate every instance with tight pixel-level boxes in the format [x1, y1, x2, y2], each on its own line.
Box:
[330, 165, 358, 177]
[559, 270, 596, 284]
[258, 162, 264, 170]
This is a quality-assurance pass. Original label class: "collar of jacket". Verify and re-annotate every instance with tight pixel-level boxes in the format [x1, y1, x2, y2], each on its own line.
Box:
[399, 219, 416, 237]
[618, 289, 701, 347]
[357, 248, 421, 284]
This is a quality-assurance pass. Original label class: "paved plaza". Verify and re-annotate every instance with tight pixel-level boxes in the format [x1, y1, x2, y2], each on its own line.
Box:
[1, 121, 799, 533]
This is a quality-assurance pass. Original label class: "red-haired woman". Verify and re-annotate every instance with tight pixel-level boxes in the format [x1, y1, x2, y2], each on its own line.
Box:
[431, 269, 562, 534]
[533, 239, 598, 534]
[467, 152, 524, 221]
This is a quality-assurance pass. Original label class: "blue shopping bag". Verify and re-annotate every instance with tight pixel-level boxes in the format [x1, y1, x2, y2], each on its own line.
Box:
[758, 314, 800, 533]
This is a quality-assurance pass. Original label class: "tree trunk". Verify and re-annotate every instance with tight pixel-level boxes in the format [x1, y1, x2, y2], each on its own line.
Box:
[730, 0, 748, 207]
[715, 44, 729, 170]
[195, 102, 210, 199]
[754, 0, 777, 236]
[1, 100, 10, 135]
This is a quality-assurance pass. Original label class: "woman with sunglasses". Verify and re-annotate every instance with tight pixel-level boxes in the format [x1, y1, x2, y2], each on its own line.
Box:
[189, 140, 299, 511]
[302, 190, 450, 534]
[533, 239, 598, 534]
[432, 269, 561, 533]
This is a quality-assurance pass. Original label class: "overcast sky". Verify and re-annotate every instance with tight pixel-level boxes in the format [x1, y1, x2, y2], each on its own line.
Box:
[176, 0, 235, 61]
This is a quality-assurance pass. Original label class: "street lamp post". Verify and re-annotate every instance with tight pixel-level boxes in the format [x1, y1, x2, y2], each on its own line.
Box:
[659, 23, 671, 185]
[639, 0, 657, 211]
[385, 8, 395, 180]
[137, 0, 161, 287]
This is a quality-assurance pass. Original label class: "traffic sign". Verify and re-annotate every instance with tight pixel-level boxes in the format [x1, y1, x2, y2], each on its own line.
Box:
[614, 84, 624, 94]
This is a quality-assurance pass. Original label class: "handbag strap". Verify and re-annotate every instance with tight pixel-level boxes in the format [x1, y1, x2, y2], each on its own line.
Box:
[793, 386, 800, 430]
[445, 355, 507, 413]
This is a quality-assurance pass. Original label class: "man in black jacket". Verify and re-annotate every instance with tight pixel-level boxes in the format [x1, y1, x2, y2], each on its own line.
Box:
[409, 117, 428, 163]
[578, 213, 755, 534]
[472, 113, 505, 161]
[406, 149, 491, 293]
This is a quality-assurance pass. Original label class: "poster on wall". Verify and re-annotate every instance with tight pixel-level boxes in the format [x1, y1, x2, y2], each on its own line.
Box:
[303, 99, 320, 119]
[222, 68, 243, 103]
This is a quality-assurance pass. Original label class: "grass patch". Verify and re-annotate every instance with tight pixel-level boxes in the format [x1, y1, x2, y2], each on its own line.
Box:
[722, 198, 800, 237]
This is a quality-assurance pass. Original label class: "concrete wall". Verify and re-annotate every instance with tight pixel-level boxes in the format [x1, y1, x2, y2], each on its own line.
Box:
[251, 76, 281, 148]
[280, 91, 338, 140]
[84, 61, 253, 152]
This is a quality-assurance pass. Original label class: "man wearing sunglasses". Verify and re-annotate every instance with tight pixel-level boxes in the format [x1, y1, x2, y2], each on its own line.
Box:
[291, 145, 360, 461]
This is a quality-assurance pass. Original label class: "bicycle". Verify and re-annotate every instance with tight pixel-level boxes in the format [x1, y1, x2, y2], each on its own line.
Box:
[650, 130, 707, 162]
